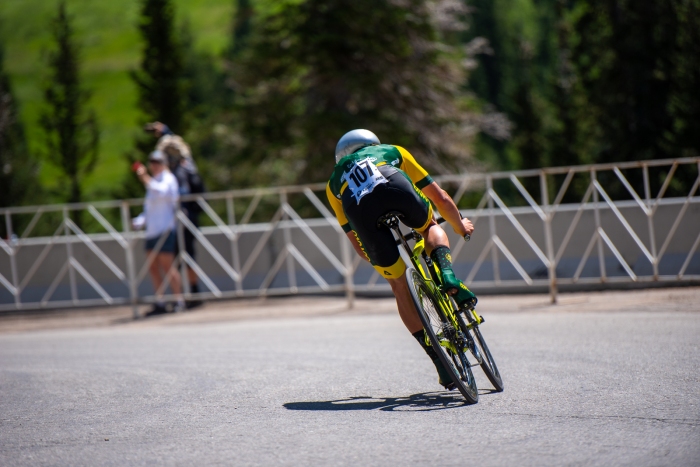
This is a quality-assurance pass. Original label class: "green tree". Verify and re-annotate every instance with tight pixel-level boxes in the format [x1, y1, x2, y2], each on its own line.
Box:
[40, 1, 99, 210]
[225, 0, 499, 187]
[0, 43, 39, 211]
[117, 0, 186, 204]
[226, 0, 253, 60]
[179, 20, 231, 165]
[548, 0, 595, 169]
[131, 0, 186, 134]
[466, 0, 558, 171]
[668, 0, 700, 157]
[572, 0, 678, 163]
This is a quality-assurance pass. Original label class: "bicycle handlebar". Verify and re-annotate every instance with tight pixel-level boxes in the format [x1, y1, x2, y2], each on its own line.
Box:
[398, 217, 471, 242]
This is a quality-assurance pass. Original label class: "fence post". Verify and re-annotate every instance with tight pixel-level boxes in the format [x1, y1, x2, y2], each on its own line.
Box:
[280, 192, 297, 293]
[64, 207, 78, 304]
[643, 164, 659, 280]
[5, 212, 20, 307]
[540, 172, 558, 304]
[591, 169, 607, 282]
[177, 203, 190, 300]
[226, 194, 243, 294]
[486, 176, 500, 284]
[121, 202, 139, 319]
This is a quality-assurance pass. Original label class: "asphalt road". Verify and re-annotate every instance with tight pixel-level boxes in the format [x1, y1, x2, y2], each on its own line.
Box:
[1, 291, 699, 466]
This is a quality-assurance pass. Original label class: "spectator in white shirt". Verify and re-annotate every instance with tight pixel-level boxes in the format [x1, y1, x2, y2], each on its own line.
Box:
[132, 150, 185, 315]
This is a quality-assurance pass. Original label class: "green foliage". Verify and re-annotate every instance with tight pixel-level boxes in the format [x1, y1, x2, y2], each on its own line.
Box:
[218, 0, 491, 188]
[466, 0, 552, 170]
[2, 0, 700, 209]
[131, 0, 186, 134]
[227, 0, 253, 59]
[40, 2, 99, 208]
[667, 0, 700, 157]
[117, 0, 189, 203]
[573, 0, 677, 162]
[179, 20, 231, 163]
[0, 44, 40, 211]
[465, 0, 700, 200]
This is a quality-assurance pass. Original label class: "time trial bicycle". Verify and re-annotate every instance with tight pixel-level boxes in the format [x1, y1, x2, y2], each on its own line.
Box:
[379, 213, 504, 404]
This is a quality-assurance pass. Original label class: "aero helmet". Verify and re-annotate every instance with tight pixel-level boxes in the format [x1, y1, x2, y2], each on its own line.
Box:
[335, 129, 380, 163]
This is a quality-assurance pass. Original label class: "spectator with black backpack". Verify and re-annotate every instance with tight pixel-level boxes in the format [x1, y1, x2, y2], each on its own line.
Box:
[145, 122, 206, 309]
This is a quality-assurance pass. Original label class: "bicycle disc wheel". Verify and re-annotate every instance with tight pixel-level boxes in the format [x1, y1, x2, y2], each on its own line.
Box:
[406, 268, 479, 404]
[457, 312, 504, 392]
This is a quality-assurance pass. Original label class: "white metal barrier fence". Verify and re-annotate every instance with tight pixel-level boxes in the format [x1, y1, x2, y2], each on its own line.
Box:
[1, 157, 698, 316]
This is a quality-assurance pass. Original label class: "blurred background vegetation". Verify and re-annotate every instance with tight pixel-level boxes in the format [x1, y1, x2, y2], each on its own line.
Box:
[1, 0, 699, 211]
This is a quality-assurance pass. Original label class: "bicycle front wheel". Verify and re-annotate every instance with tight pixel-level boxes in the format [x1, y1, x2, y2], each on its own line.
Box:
[457, 312, 504, 392]
[406, 268, 479, 404]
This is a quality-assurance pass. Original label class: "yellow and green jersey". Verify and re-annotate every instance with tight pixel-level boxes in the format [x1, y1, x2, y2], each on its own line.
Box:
[325, 144, 433, 232]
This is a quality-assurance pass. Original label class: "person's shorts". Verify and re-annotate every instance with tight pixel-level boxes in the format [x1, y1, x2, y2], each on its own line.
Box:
[342, 165, 433, 279]
[145, 230, 177, 253]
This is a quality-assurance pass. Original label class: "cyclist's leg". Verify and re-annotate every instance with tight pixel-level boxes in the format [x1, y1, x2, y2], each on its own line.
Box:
[388, 273, 454, 388]
[386, 274, 422, 334]
[417, 222, 477, 308]
[419, 219, 448, 254]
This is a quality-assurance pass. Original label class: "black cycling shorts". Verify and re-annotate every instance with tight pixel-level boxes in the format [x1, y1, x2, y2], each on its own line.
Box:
[174, 215, 198, 259]
[342, 165, 433, 278]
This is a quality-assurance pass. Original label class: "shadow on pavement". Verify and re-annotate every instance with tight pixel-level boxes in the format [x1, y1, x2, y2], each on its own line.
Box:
[284, 392, 477, 412]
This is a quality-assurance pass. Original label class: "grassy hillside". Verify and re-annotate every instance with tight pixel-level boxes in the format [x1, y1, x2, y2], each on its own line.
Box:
[0, 0, 233, 201]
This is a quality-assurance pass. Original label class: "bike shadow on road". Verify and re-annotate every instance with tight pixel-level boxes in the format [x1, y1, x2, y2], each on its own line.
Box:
[284, 389, 497, 412]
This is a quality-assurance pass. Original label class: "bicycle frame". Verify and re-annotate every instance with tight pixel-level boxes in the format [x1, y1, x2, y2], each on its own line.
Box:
[383, 215, 483, 335]
[382, 214, 504, 395]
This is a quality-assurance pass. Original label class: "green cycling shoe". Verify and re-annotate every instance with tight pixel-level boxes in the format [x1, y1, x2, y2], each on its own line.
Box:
[430, 246, 478, 310]
[440, 268, 478, 310]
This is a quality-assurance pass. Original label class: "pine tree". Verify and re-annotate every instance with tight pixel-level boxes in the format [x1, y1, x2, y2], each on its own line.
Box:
[465, 0, 555, 171]
[131, 0, 186, 134]
[0, 43, 39, 212]
[573, 0, 678, 163]
[118, 0, 186, 204]
[40, 1, 99, 211]
[226, 0, 253, 60]
[179, 22, 232, 164]
[668, 0, 700, 157]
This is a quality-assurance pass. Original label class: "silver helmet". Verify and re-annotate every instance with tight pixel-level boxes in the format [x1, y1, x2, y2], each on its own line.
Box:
[335, 129, 380, 163]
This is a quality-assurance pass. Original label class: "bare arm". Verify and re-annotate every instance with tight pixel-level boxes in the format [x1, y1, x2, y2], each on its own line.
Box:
[135, 165, 152, 185]
[421, 182, 474, 237]
[136, 167, 173, 198]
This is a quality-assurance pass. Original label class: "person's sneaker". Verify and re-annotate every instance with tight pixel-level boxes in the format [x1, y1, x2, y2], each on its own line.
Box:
[172, 300, 186, 313]
[185, 299, 203, 310]
[145, 303, 167, 317]
[185, 284, 203, 309]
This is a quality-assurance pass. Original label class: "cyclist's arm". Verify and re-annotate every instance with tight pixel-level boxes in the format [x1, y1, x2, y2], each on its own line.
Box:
[394, 146, 474, 237]
[422, 182, 474, 237]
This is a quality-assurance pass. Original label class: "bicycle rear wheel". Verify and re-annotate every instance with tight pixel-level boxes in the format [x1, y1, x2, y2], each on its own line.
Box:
[406, 268, 479, 404]
[457, 312, 504, 392]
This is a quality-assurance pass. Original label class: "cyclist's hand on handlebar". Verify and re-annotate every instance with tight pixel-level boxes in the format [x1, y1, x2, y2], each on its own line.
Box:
[457, 217, 474, 240]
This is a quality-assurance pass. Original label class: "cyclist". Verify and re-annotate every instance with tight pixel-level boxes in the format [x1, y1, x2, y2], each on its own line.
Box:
[326, 129, 477, 390]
